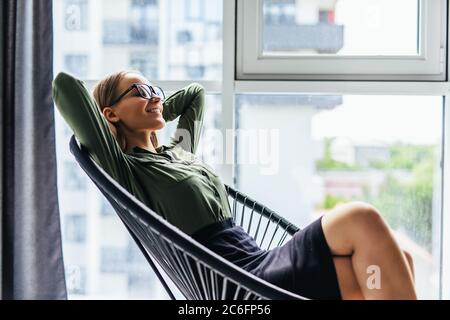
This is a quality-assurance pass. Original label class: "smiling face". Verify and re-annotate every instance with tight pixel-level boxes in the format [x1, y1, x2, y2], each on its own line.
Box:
[103, 73, 166, 133]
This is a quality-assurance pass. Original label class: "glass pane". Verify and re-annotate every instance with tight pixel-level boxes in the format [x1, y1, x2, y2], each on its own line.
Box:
[53, 0, 223, 80]
[236, 94, 442, 299]
[263, 0, 419, 56]
[55, 90, 222, 299]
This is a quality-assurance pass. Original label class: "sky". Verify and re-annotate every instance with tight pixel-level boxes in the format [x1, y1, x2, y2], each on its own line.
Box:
[312, 95, 443, 145]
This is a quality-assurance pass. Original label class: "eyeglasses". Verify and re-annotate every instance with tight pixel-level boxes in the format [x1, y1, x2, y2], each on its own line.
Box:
[109, 83, 165, 107]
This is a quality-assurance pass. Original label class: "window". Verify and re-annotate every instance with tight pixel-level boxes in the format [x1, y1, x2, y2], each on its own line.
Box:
[64, 214, 87, 243]
[54, 0, 223, 300]
[64, 55, 89, 79]
[54, 0, 450, 300]
[177, 30, 193, 45]
[101, 247, 128, 273]
[56, 0, 223, 81]
[186, 0, 204, 21]
[235, 94, 443, 299]
[237, 0, 447, 80]
[100, 198, 115, 217]
[129, 51, 158, 79]
[63, 161, 87, 191]
[185, 65, 205, 78]
[66, 265, 87, 295]
[130, 0, 159, 44]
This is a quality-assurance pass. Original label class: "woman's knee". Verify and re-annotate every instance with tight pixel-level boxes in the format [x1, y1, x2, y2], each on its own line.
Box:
[322, 201, 389, 255]
[343, 201, 389, 235]
[345, 201, 384, 223]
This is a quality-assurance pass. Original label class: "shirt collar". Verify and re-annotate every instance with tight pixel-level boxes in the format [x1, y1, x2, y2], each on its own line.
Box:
[128, 144, 174, 155]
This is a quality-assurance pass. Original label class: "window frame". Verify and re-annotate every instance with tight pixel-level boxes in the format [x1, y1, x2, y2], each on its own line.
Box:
[236, 0, 447, 81]
[228, 0, 450, 299]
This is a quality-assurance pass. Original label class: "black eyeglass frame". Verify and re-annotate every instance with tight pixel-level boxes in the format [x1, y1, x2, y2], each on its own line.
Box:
[109, 83, 165, 107]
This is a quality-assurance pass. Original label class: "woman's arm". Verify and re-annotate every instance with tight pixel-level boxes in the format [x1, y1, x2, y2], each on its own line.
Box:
[162, 83, 205, 155]
[52, 72, 128, 183]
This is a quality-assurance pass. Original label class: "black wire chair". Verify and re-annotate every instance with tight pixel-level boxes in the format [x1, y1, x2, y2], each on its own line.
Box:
[69, 135, 306, 300]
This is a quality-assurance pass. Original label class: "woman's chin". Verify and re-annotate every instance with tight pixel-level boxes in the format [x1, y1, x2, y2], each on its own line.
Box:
[155, 119, 166, 130]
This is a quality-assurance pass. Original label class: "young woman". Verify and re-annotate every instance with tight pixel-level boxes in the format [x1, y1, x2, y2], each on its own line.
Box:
[53, 71, 417, 300]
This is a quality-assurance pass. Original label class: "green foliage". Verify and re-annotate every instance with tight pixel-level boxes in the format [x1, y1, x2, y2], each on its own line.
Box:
[368, 147, 436, 250]
[372, 144, 435, 170]
[323, 194, 348, 210]
[315, 138, 361, 171]
[317, 140, 437, 250]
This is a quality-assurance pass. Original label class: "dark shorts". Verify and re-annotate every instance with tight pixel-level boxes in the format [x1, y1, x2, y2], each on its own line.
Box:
[192, 216, 341, 300]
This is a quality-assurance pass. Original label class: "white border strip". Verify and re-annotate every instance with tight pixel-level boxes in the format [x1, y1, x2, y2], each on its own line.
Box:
[441, 96, 450, 300]
[221, 0, 236, 186]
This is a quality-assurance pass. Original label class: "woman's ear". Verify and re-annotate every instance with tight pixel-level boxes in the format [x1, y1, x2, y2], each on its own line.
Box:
[101, 108, 118, 137]
[102, 107, 120, 124]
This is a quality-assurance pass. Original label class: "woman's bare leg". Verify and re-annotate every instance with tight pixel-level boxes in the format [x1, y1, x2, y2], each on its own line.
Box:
[321, 202, 417, 299]
[333, 249, 414, 300]
[333, 256, 364, 300]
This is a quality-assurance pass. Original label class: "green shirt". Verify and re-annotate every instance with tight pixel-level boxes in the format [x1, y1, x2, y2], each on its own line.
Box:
[52, 72, 232, 236]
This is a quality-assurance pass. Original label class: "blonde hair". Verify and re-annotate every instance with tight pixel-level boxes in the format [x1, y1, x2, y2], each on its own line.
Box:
[92, 70, 159, 152]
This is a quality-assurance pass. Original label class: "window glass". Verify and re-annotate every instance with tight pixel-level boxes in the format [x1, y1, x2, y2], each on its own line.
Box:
[263, 0, 419, 55]
[54, 0, 223, 80]
[236, 94, 442, 299]
[54, 0, 223, 298]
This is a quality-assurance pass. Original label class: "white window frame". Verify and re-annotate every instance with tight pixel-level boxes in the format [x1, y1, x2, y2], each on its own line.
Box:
[236, 0, 447, 81]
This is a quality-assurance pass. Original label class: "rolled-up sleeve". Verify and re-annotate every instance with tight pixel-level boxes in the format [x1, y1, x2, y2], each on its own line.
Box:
[162, 83, 205, 155]
[52, 72, 128, 183]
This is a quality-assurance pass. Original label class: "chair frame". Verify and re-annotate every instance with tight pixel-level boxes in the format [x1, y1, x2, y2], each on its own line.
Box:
[69, 135, 306, 300]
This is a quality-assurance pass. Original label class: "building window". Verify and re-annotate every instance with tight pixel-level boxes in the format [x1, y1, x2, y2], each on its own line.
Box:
[186, 65, 205, 78]
[101, 198, 115, 217]
[186, 0, 205, 21]
[66, 265, 87, 295]
[318, 10, 335, 24]
[64, 54, 89, 79]
[63, 161, 87, 191]
[65, 0, 88, 31]
[101, 247, 127, 273]
[177, 30, 193, 45]
[130, 0, 159, 44]
[130, 52, 158, 79]
[64, 214, 87, 243]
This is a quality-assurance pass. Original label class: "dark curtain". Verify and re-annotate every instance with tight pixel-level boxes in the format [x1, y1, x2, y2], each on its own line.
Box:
[1, 0, 67, 299]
